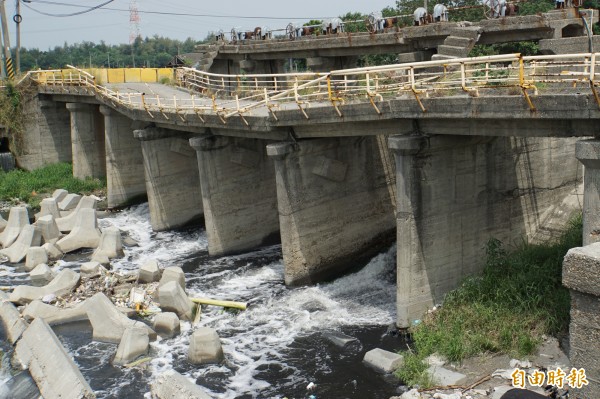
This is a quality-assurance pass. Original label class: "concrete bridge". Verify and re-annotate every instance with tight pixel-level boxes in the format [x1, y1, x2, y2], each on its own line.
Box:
[8, 49, 600, 331]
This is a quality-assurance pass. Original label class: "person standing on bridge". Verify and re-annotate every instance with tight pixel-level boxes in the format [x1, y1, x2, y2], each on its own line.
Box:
[556, 0, 565, 9]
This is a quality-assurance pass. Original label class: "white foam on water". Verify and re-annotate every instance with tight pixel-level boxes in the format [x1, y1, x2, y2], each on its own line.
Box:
[149, 246, 397, 399]
[98, 204, 207, 272]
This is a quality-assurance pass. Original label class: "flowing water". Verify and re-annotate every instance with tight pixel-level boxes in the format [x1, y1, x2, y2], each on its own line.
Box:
[1, 204, 404, 399]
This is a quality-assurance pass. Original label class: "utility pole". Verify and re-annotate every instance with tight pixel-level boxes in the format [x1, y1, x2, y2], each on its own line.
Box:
[0, 0, 14, 79]
[15, 0, 20, 73]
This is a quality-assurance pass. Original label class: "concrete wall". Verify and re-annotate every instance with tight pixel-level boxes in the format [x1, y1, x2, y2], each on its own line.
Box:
[100, 106, 146, 208]
[391, 135, 582, 327]
[190, 135, 279, 256]
[268, 137, 396, 286]
[135, 128, 203, 231]
[66, 103, 106, 180]
[16, 96, 71, 171]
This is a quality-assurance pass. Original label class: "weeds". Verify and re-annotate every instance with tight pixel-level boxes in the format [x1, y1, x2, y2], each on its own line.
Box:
[0, 162, 105, 209]
[396, 215, 582, 386]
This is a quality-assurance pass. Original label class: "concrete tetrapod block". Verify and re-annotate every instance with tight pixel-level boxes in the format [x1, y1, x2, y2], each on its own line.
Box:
[58, 193, 81, 211]
[35, 215, 61, 245]
[0, 291, 29, 344]
[0, 225, 42, 264]
[187, 327, 224, 365]
[56, 196, 97, 233]
[85, 292, 156, 344]
[22, 300, 88, 326]
[56, 208, 102, 254]
[51, 189, 68, 204]
[24, 247, 48, 272]
[0, 206, 30, 248]
[9, 269, 80, 305]
[138, 259, 161, 283]
[91, 226, 124, 264]
[426, 365, 467, 386]
[153, 312, 180, 339]
[159, 266, 186, 290]
[29, 264, 55, 286]
[80, 261, 104, 279]
[363, 348, 404, 374]
[151, 369, 211, 399]
[42, 242, 63, 260]
[157, 281, 193, 321]
[37, 198, 61, 221]
[113, 326, 149, 366]
[13, 318, 96, 399]
[0, 213, 6, 233]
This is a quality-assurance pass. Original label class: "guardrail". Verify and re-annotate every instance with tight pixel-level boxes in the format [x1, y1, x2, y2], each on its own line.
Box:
[20, 52, 600, 123]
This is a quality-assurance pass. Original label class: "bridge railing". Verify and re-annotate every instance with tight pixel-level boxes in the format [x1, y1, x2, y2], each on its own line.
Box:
[21, 52, 600, 121]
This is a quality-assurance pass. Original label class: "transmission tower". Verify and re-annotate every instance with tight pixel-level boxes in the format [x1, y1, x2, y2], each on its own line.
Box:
[129, 0, 140, 43]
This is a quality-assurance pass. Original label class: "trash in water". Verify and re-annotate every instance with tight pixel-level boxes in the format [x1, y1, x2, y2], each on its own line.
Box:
[307, 382, 316, 390]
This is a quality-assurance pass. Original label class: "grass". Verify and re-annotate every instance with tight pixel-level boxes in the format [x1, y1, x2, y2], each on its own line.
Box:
[396, 215, 582, 387]
[0, 162, 105, 210]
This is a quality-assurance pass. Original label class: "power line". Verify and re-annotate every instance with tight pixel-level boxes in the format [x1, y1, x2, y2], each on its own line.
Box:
[25, 0, 334, 20]
[22, 0, 115, 17]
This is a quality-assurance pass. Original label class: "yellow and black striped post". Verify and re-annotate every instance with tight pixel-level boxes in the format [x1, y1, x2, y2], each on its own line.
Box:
[5, 56, 14, 79]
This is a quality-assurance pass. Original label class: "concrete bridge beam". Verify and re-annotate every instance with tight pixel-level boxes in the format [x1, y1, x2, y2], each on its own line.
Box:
[190, 135, 279, 256]
[134, 127, 203, 231]
[267, 137, 396, 286]
[100, 106, 146, 209]
[65, 103, 106, 180]
[576, 139, 600, 246]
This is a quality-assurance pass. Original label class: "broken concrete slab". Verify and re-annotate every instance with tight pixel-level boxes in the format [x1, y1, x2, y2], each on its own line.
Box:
[159, 266, 186, 290]
[427, 365, 467, 386]
[113, 326, 149, 366]
[85, 292, 155, 344]
[29, 264, 55, 286]
[0, 225, 42, 264]
[80, 261, 104, 279]
[9, 269, 80, 305]
[157, 281, 193, 320]
[56, 196, 97, 233]
[37, 198, 61, 221]
[151, 369, 211, 399]
[138, 259, 161, 283]
[56, 208, 102, 254]
[42, 242, 63, 260]
[36, 215, 61, 245]
[187, 327, 224, 365]
[153, 312, 180, 339]
[0, 291, 28, 344]
[21, 300, 88, 326]
[24, 246, 48, 272]
[323, 330, 361, 350]
[12, 318, 96, 399]
[91, 226, 123, 264]
[0, 207, 30, 248]
[58, 193, 81, 211]
[363, 348, 404, 374]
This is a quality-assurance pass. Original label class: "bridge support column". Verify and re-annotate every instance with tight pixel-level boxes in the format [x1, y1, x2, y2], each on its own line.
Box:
[267, 137, 395, 286]
[65, 103, 106, 180]
[134, 127, 203, 231]
[389, 136, 429, 328]
[190, 135, 279, 256]
[17, 97, 71, 170]
[576, 139, 600, 246]
[100, 106, 146, 209]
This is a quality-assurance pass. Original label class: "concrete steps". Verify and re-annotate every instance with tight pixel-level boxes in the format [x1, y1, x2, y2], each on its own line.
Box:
[431, 27, 481, 61]
[197, 48, 220, 72]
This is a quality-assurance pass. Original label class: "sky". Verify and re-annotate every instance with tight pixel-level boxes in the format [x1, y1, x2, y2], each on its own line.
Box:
[11, 0, 398, 50]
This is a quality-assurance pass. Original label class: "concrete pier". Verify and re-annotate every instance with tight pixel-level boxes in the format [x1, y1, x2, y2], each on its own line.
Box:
[390, 135, 582, 327]
[267, 137, 396, 286]
[576, 139, 600, 246]
[134, 127, 203, 231]
[65, 103, 106, 180]
[190, 135, 279, 256]
[100, 106, 145, 208]
[17, 97, 71, 170]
